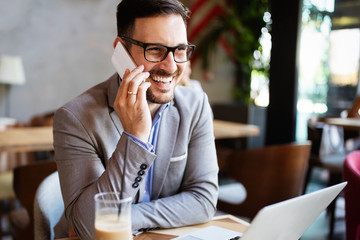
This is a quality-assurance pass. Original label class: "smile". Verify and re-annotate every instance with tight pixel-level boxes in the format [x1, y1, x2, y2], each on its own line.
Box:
[151, 75, 173, 83]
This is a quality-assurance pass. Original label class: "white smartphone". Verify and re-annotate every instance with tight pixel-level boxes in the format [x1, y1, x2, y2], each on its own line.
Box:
[111, 41, 137, 78]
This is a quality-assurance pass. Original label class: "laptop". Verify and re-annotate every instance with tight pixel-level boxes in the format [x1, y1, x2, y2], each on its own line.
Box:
[173, 182, 347, 240]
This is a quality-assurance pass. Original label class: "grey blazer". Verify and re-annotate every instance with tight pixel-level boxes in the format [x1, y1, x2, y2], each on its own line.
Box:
[53, 73, 219, 240]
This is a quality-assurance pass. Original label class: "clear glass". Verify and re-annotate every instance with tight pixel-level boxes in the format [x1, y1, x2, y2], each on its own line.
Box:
[121, 36, 195, 63]
[145, 44, 193, 62]
[94, 192, 132, 240]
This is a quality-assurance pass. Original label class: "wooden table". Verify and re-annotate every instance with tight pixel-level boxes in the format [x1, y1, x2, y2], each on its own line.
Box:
[0, 120, 259, 153]
[324, 117, 360, 131]
[56, 215, 249, 240]
[0, 126, 53, 152]
[213, 119, 260, 139]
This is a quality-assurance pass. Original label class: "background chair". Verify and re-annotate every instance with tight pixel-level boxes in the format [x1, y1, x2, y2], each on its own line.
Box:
[304, 96, 360, 195]
[0, 112, 55, 237]
[304, 116, 345, 237]
[34, 171, 66, 240]
[0, 124, 36, 238]
[217, 141, 311, 220]
[9, 161, 57, 240]
[304, 96, 360, 239]
[345, 96, 360, 119]
[343, 151, 360, 240]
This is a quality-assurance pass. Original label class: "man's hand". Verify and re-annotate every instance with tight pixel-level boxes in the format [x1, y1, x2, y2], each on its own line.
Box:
[114, 65, 151, 142]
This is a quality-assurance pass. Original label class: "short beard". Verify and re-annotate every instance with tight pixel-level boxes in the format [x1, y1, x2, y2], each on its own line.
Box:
[146, 69, 179, 104]
[146, 88, 175, 104]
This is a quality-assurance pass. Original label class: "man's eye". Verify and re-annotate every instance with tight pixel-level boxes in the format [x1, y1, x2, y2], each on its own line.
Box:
[147, 47, 161, 52]
[147, 45, 165, 52]
[176, 46, 187, 51]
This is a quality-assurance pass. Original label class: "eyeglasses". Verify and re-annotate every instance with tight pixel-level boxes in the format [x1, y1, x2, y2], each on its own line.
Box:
[121, 36, 195, 63]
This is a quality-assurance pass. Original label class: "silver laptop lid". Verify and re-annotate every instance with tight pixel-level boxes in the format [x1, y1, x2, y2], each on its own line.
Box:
[241, 182, 347, 240]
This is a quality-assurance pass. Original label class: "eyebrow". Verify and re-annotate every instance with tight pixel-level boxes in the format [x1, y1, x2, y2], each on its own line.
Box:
[147, 41, 189, 45]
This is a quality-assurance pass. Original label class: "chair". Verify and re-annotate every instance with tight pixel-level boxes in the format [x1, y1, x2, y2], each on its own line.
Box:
[0, 170, 16, 237]
[0, 125, 36, 238]
[345, 96, 360, 119]
[217, 142, 311, 220]
[1, 113, 55, 237]
[303, 116, 346, 189]
[304, 113, 360, 239]
[343, 151, 360, 240]
[34, 171, 66, 240]
[9, 161, 57, 240]
[304, 95, 360, 193]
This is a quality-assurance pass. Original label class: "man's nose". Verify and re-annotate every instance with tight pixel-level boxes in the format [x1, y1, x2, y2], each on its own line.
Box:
[159, 51, 177, 73]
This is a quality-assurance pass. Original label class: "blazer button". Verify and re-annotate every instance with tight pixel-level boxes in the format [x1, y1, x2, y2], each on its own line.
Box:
[135, 176, 142, 182]
[138, 170, 145, 176]
[140, 164, 147, 170]
[132, 182, 139, 188]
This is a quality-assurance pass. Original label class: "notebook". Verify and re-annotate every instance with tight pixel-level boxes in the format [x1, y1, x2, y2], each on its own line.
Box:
[173, 182, 347, 240]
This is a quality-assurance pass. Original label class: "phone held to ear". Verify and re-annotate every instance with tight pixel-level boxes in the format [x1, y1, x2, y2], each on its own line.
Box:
[112, 41, 137, 78]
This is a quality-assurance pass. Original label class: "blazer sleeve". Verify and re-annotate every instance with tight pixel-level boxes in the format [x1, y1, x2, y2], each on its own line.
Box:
[53, 107, 157, 240]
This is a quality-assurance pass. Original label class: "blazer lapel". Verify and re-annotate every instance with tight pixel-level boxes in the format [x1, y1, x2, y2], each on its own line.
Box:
[110, 111, 124, 135]
[151, 103, 179, 199]
[107, 73, 124, 135]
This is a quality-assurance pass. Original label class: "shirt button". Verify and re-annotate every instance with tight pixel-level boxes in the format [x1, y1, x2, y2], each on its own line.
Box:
[132, 182, 139, 188]
[138, 170, 145, 176]
[135, 176, 142, 182]
[140, 164, 148, 170]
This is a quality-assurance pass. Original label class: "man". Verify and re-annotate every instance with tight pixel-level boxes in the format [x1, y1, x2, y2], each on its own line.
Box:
[53, 0, 219, 239]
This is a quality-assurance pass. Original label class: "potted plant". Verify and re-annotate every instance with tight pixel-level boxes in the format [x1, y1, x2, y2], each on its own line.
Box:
[197, 0, 270, 104]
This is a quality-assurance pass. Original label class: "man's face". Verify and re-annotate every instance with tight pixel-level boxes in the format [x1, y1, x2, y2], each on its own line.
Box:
[129, 14, 188, 104]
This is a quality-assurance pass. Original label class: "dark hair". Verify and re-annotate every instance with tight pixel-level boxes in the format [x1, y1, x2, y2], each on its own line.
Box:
[116, 0, 190, 37]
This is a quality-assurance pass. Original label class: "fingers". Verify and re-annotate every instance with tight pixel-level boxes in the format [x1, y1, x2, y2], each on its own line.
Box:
[116, 65, 146, 103]
[137, 81, 151, 103]
[120, 65, 149, 98]
[127, 72, 149, 97]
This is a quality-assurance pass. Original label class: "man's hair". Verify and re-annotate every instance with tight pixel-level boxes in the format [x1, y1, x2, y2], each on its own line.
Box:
[116, 0, 190, 38]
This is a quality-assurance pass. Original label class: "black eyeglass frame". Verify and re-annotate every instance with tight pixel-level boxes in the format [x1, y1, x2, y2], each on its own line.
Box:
[121, 36, 196, 63]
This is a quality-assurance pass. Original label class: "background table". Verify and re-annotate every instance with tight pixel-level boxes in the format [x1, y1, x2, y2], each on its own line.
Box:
[324, 118, 360, 131]
[213, 119, 260, 139]
[0, 120, 259, 153]
[0, 126, 53, 152]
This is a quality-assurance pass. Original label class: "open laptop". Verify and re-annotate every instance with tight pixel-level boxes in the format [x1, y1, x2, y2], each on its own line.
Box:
[173, 182, 347, 240]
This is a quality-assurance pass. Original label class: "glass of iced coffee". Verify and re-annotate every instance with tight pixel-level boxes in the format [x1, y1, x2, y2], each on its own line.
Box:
[94, 192, 132, 240]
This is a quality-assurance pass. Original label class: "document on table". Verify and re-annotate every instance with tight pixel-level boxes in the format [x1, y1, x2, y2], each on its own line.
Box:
[171, 226, 243, 240]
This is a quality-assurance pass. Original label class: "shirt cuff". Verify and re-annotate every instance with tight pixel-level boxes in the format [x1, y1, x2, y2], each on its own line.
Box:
[123, 131, 154, 152]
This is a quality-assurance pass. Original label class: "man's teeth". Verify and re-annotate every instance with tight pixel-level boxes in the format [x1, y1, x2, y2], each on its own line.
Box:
[152, 76, 172, 83]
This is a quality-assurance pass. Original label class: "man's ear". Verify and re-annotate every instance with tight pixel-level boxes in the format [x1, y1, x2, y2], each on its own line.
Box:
[113, 36, 122, 48]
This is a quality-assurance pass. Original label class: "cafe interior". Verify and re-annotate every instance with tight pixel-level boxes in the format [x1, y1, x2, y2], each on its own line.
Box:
[1, 0, 360, 239]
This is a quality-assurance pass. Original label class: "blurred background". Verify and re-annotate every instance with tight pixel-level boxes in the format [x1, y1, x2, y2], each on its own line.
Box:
[1, 0, 360, 239]
[1, 0, 359, 145]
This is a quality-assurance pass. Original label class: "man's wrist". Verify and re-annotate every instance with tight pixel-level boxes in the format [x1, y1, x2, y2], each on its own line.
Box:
[123, 131, 154, 152]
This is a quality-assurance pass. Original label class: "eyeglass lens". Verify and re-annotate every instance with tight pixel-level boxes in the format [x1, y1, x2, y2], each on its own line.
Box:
[145, 44, 193, 63]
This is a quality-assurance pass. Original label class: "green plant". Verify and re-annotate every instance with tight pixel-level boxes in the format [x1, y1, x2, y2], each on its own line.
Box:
[198, 0, 270, 103]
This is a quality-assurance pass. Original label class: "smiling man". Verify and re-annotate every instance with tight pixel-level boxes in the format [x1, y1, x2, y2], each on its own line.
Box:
[53, 0, 219, 239]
